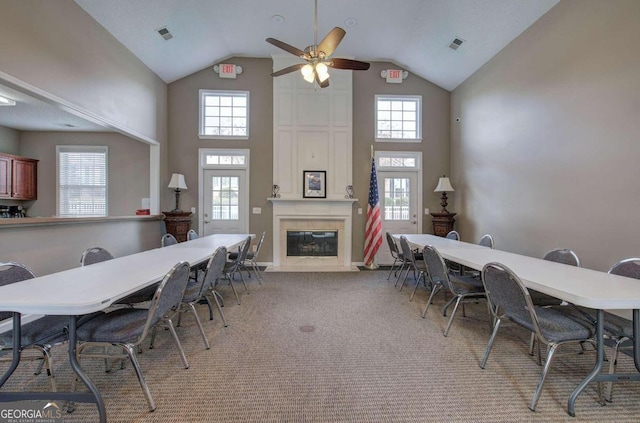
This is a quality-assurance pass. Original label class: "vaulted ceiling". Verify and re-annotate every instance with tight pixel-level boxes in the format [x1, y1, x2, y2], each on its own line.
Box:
[75, 0, 559, 91]
[1, 0, 560, 132]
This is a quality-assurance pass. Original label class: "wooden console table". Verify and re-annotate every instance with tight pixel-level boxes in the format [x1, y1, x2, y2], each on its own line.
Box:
[162, 211, 192, 242]
[430, 212, 456, 237]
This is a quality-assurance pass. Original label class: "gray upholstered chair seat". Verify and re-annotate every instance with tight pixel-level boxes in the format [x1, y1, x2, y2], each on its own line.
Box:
[603, 312, 633, 338]
[509, 306, 593, 343]
[556, 304, 632, 338]
[528, 290, 563, 307]
[0, 315, 68, 347]
[228, 251, 253, 260]
[76, 309, 150, 344]
[181, 278, 204, 303]
[449, 274, 484, 294]
[117, 284, 158, 305]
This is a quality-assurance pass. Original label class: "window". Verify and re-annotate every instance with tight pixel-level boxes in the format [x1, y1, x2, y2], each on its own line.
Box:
[199, 90, 249, 139]
[383, 177, 411, 221]
[204, 154, 246, 166]
[57, 146, 107, 217]
[211, 176, 239, 220]
[376, 151, 421, 170]
[375, 95, 422, 142]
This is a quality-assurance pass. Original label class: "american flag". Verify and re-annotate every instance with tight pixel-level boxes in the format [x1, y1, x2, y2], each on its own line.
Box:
[364, 157, 382, 266]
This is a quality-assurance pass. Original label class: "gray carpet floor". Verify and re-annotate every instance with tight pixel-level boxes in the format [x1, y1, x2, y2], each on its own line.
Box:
[3, 270, 640, 422]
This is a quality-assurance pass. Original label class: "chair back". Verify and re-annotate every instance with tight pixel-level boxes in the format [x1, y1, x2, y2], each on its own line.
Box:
[421, 245, 450, 289]
[237, 236, 252, 262]
[543, 249, 580, 267]
[399, 236, 416, 265]
[187, 230, 199, 241]
[142, 261, 191, 340]
[202, 247, 228, 293]
[81, 247, 114, 266]
[479, 234, 494, 248]
[481, 262, 535, 329]
[161, 233, 178, 247]
[253, 231, 266, 259]
[0, 262, 35, 321]
[445, 231, 460, 241]
[386, 232, 400, 259]
[608, 258, 640, 279]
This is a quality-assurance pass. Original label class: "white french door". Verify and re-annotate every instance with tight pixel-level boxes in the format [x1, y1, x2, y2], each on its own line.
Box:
[373, 150, 422, 265]
[202, 169, 247, 235]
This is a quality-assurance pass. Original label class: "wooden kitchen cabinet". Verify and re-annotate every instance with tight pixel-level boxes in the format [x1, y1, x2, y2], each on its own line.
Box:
[0, 153, 38, 200]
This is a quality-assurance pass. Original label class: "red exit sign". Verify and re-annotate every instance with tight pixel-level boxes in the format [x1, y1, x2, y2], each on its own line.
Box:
[219, 64, 237, 79]
[386, 69, 403, 84]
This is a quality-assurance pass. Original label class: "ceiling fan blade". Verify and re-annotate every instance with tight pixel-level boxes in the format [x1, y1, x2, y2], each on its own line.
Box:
[317, 27, 346, 58]
[271, 63, 305, 77]
[266, 38, 307, 58]
[328, 58, 371, 71]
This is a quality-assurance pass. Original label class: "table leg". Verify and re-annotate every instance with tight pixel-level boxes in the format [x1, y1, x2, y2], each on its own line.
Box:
[568, 309, 605, 416]
[633, 309, 640, 372]
[0, 313, 22, 388]
[0, 315, 107, 422]
[67, 315, 107, 423]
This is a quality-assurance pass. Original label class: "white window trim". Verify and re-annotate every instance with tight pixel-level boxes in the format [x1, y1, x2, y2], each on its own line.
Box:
[374, 94, 422, 143]
[199, 148, 250, 169]
[199, 89, 250, 140]
[56, 145, 108, 217]
[376, 150, 422, 170]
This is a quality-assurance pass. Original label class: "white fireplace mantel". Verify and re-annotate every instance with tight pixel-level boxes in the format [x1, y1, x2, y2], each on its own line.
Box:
[269, 198, 357, 270]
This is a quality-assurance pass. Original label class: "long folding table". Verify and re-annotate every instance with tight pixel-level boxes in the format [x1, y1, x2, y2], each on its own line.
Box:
[397, 233, 640, 416]
[0, 233, 251, 422]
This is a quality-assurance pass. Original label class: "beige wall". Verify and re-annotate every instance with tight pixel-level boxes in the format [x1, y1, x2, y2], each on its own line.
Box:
[0, 0, 166, 144]
[19, 132, 150, 217]
[168, 58, 450, 263]
[168, 57, 274, 258]
[451, 0, 640, 271]
[0, 126, 20, 155]
[353, 62, 450, 261]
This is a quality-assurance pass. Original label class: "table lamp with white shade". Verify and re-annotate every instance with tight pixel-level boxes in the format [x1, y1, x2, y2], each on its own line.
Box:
[168, 173, 188, 212]
[434, 176, 454, 213]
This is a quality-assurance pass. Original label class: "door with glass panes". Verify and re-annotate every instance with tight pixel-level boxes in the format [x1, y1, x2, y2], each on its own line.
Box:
[202, 169, 247, 235]
[376, 171, 419, 264]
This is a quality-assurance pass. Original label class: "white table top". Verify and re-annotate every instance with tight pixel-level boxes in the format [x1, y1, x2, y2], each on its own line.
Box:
[398, 234, 640, 310]
[0, 234, 251, 316]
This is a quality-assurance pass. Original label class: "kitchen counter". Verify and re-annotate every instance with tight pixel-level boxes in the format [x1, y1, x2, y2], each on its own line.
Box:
[0, 215, 163, 228]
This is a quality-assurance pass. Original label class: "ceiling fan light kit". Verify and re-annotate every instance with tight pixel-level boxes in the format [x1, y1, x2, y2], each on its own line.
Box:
[266, 0, 370, 88]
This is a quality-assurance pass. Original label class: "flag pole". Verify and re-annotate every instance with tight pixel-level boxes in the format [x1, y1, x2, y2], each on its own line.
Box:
[364, 145, 380, 270]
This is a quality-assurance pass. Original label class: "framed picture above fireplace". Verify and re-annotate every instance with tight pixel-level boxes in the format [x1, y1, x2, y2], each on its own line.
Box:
[303, 170, 326, 198]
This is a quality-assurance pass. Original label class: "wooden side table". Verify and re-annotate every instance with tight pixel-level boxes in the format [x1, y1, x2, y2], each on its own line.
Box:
[162, 211, 192, 242]
[430, 212, 456, 237]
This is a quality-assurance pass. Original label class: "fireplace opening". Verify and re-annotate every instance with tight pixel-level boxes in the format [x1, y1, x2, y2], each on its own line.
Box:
[287, 231, 338, 257]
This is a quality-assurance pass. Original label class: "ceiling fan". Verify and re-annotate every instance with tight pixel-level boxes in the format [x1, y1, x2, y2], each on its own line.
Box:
[266, 0, 370, 88]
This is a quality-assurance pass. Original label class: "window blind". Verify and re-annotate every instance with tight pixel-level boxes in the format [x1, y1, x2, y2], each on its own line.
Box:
[57, 146, 108, 217]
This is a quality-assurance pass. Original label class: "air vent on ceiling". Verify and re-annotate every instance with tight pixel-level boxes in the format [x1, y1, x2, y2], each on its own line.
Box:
[157, 27, 173, 41]
[449, 37, 465, 50]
